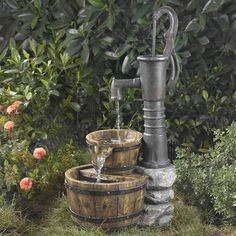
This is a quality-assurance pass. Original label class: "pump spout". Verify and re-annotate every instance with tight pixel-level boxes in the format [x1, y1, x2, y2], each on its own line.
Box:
[111, 77, 141, 101]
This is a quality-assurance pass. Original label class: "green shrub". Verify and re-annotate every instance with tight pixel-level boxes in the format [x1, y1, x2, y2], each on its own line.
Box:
[166, 66, 236, 150]
[175, 122, 236, 224]
[0, 37, 83, 148]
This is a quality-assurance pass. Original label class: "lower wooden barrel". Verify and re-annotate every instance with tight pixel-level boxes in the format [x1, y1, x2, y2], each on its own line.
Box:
[86, 129, 143, 174]
[65, 164, 147, 230]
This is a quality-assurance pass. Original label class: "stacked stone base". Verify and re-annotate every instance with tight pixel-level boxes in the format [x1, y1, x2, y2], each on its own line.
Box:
[136, 164, 176, 226]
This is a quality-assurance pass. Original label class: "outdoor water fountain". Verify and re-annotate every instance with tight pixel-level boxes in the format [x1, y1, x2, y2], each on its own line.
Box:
[65, 5, 180, 229]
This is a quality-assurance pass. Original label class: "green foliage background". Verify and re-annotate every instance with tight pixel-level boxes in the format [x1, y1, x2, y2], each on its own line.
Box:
[0, 0, 235, 150]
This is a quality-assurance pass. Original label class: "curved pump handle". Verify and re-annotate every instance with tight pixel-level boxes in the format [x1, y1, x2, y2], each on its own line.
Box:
[152, 6, 180, 86]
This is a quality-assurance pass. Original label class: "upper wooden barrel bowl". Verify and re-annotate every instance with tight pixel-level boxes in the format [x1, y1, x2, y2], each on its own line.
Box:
[86, 129, 143, 174]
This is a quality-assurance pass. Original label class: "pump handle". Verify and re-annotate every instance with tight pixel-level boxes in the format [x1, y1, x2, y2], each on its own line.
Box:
[152, 6, 180, 85]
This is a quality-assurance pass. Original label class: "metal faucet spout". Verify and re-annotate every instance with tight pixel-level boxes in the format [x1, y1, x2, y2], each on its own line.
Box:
[111, 77, 141, 101]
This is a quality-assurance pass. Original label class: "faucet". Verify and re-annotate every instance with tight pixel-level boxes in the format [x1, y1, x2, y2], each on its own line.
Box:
[110, 6, 180, 168]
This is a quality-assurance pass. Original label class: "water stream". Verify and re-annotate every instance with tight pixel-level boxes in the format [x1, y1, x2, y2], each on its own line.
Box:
[115, 99, 121, 143]
[96, 154, 106, 183]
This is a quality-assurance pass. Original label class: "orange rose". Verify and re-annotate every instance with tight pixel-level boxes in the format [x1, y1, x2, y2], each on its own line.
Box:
[6, 104, 17, 114]
[4, 121, 15, 131]
[0, 104, 3, 112]
[12, 100, 22, 108]
[6, 100, 22, 114]
[20, 177, 32, 190]
[33, 147, 47, 160]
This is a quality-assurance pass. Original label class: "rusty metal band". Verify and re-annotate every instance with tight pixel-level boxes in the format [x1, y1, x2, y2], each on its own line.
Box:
[69, 208, 143, 224]
[113, 143, 141, 152]
[65, 182, 145, 196]
[87, 142, 141, 152]
[102, 165, 136, 172]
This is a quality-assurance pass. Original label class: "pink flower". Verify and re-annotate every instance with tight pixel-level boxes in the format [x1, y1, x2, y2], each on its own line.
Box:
[33, 147, 47, 160]
[6, 104, 17, 114]
[12, 100, 22, 108]
[20, 177, 32, 190]
[0, 104, 3, 111]
[6, 101, 22, 114]
[4, 121, 15, 131]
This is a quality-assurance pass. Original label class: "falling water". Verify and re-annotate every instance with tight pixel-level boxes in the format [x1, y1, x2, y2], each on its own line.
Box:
[96, 155, 106, 183]
[152, 18, 157, 57]
[115, 100, 120, 130]
[115, 99, 121, 143]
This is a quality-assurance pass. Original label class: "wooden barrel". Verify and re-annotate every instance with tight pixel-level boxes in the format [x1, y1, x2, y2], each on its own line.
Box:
[65, 164, 147, 230]
[86, 129, 143, 174]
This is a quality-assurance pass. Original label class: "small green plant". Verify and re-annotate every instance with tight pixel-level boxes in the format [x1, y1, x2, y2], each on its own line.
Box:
[175, 122, 236, 224]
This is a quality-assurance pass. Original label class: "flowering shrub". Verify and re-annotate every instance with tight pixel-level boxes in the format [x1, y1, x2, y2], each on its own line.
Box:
[0, 102, 89, 203]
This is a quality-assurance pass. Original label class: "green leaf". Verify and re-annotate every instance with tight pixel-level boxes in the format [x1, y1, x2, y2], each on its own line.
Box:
[11, 48, 21, 62]
[106, 13, 114, 31]
[34, 0, 42, 10]
[202, 90, 209, 101]
[104, 51, 118, 60]
[40, 132, 47, 140]
[202, 0, 224, 13]
[185, 95, 190, 103]
[41, 79, 49, 89]
[6, 0, 19, 9]
[26, 92, 33, 100]
[102, 101, 110, 110]
[29, 40, 37, 56]
[220, 96, 227, 104]
[199, 15, 206, 31]
[122, 55, 131, 74]
[9, 38, 16, 49]
[186, 0, 196, 11]
[23, 50, 30, 59]
[101, 36, 114, 45]
[0, 47, 8, 62]
[31, 16, 39, 29]
[70, 102, 80, 112]
[68, 29, 80, 35]
[4, 69, 20, 74]
[198, 36, 209, 45]
[81, 44, 90, 64]
[76, 71, 80, 83]
[132, 4, 150, 22]
[49, 90, 60, 96]
[233, 91, 236, 101]
[88, 0, 104, 8]
[185, 18, 199, 32]
[116, 44, 132, 57]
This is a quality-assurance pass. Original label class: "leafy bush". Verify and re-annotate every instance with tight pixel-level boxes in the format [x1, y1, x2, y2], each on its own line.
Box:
[0, 37, 84, 148]
[166, 66, 236, 150]
[175, 122, 236, 224]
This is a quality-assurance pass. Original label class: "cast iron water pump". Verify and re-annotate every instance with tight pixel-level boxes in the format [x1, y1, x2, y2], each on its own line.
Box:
[111, 6, 180, 168]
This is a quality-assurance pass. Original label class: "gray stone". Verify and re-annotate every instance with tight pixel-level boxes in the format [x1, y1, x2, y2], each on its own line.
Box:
[136, 165, 176, 189]
[158, 214, 173, 226]
[139, 203, 174, 226]
[145, 188, 174, 204]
